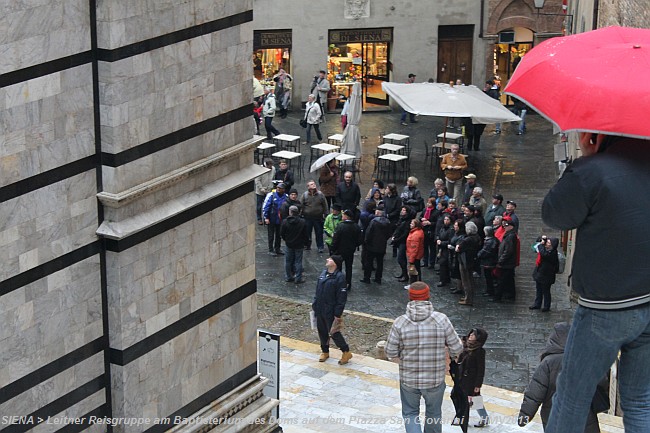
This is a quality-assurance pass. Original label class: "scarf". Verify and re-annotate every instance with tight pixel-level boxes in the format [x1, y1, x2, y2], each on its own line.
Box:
[536, 252, 542, 267]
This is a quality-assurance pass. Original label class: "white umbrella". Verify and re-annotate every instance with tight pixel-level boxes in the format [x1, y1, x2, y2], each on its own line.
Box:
[340, 82, 363, 157]
[310, 152, 341, 173]
[381, 82, 520, 124]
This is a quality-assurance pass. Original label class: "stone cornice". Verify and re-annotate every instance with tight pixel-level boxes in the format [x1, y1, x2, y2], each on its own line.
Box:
[97, 136, 264, 209]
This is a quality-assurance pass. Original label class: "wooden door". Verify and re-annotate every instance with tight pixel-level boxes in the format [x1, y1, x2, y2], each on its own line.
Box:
[438, 39, 473, 85]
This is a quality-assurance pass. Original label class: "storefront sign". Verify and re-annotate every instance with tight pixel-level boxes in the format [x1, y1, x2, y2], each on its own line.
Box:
[329, 28, 393, 43]
[258, 330, 280, 418]
[254, 30, 292, 49]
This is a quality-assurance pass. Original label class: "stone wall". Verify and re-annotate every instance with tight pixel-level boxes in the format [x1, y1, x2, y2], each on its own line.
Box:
[598, 0, 650, 28]
[1, 0, 273, 432]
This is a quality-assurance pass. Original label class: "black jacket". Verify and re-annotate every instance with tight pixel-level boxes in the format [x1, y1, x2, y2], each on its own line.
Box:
[383, 194, 401, 226]
[457, 328, 488, 397]
[533, 237, 560, 286]
[477, 236, 499, 267]
[273, 168, 294, 190]
[392, 210, 415, 246]
[280, 198, 301, 221]
[364, 216, 392, 253]
[335, 181, 361, 211]
[331, 220, 362, 256]
[542, 138, 650, 309]
[312, 269, 347, 318]
[281, 215, 306, 249]
[497, 230, 518, 269]
[457, 233, 481, 268]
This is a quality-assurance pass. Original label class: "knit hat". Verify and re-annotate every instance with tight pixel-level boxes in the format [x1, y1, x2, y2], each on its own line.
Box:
[330, 255, 343, 271]
[332, 203, 342, 211]
[289, 188, 298, 195]
[343, 209, 354, 218]
[409, 282, 430, 301]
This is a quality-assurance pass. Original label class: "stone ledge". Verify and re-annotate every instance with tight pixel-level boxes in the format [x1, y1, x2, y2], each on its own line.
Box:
[168, 374, 280, 433]
[97, 136, 264, 209]
[96, 163, 267, 240]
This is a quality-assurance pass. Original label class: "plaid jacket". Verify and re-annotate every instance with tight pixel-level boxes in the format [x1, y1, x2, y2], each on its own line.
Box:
[386, 301, 463, 389]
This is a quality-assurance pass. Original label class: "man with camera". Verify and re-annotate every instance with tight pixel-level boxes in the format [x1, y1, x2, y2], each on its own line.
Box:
[310, 70, 330, 117]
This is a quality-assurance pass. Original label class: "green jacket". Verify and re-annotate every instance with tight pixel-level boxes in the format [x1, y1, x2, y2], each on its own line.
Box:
[323, 213, 342, 246]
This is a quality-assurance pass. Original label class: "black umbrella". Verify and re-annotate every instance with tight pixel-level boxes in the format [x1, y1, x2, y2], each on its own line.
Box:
[449, 360, 469, 432]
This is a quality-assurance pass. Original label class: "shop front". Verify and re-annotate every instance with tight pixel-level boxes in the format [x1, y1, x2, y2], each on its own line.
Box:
[493, 27, 533, 104]
[253, 29, 292, 87]
[327, 27, 393, 110]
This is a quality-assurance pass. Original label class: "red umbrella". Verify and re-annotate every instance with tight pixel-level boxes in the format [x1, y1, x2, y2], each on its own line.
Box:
[504, 26, 650, 139]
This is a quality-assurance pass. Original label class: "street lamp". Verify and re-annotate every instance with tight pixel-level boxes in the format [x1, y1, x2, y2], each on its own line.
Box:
[534, 0, 573, 34]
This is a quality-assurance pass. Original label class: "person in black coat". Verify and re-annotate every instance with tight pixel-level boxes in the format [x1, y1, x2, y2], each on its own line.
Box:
[335, 171, 361, 221]
[312, 255, 352, 364]
[456, 222, 481, 305]
[476, 226, 499, 296]
[273, 159, 295, 191]
[331, 209, 363, 291]
[458, 328, 490, 427]
[519, 322, 604, 433]
[391, 206, 415, 282]
[280, 206, 307, 283]
[360, 209, 392, 284]
[492, 218, 518, 302]
[530, 236, 560, 312]
[436, 213, 454, 286]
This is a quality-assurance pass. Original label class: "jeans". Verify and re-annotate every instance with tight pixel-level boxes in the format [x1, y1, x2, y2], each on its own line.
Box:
[264, 116, 280, 138]
[304, 217, 324, 250]
[267, 223, 281, 252]
[306, 123, 322, 144]
[533, 280, 552, 310]
[518, 108, 527, 133]
[284, 247, 303, 281]
[546, 303, 650, 433]
[401, 110, 416, 123]
[256, 194, 266, 222]
[399, 381, 446, 433]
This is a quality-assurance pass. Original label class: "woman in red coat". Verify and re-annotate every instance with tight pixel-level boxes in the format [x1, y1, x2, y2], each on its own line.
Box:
[406, 218, 425, 282]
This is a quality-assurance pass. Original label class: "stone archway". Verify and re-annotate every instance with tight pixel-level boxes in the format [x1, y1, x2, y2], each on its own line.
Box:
[487, 0, 539, 35]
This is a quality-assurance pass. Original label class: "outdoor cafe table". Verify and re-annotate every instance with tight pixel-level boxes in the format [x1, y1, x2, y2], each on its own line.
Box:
[377, 153, 408, 183]
[272, 150, 303, 174]
[272, 134, 301, 152]
[309, 143, 340, 167]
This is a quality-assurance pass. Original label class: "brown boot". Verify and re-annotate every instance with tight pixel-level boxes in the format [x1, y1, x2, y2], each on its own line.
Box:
[339, 351, 353, 365]
[319, 353, 329, 362]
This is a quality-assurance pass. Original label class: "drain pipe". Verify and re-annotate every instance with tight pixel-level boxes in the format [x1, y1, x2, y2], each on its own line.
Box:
[478, 0, 485, 39]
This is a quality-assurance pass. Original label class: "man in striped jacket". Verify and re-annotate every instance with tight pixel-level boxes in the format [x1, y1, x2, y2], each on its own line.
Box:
[386, 282, 463, 433]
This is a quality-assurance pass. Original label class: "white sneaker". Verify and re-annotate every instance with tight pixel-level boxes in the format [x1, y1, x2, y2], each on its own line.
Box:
[403, 285, 410, 290]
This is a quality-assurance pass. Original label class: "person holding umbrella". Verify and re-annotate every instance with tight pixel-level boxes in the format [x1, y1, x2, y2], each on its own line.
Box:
[505, 27, 650, 433]
[386, 282, 464, 433]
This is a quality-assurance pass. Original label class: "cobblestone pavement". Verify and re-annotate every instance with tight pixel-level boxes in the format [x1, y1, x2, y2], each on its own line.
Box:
[256, 107, 575, 392]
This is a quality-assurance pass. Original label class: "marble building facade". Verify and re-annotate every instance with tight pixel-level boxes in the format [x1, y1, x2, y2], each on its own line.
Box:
[1, 1, 275, 432]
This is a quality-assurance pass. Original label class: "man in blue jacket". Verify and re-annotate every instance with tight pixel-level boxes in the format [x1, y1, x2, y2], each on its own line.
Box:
[262, 182, 287, 256]
[542, 133, 650, 433]
[312, 255, 352, 365]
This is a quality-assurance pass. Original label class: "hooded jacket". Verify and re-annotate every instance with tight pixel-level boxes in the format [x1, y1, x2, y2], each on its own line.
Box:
[385, 301, 463, 389]
[542, 138, 650, 309]
[520, 322, 569, 426]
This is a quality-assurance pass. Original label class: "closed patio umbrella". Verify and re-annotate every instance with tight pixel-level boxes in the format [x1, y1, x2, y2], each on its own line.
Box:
[340, 82, 363, 157]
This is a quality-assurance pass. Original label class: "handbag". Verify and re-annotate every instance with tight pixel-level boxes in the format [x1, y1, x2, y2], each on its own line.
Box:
[299, 119, 307, 128]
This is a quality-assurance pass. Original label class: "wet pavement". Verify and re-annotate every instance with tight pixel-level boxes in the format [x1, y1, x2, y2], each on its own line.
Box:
[256, 107, 575, 393]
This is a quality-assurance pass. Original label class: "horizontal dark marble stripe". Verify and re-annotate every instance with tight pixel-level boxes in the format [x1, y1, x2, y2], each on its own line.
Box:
[100, 104, 251, 167]
[0, 156, 97, 203]
[1, 375, 106, 433]
[0, 52, 93, 89]
[0, 241, 101, 297]
[110, 280, 256, 366]
[0, 337, 105, 405]
[0, 10, 252, 88]
[96, 10, 253, 62]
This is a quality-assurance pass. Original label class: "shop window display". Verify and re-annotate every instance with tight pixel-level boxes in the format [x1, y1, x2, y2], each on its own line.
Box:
[254, 48, 291, 88]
